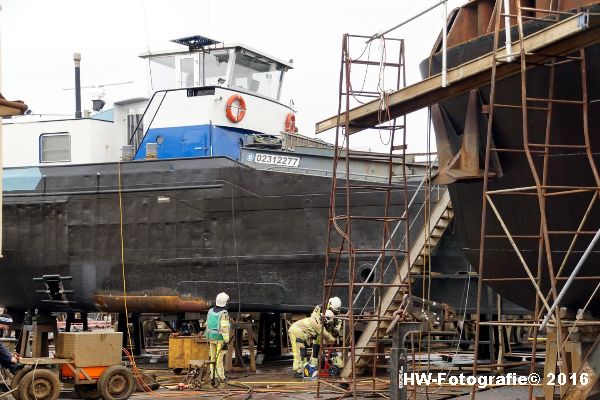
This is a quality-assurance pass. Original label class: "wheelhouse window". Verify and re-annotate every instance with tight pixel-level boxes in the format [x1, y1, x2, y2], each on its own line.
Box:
[178, 57, 195, 88]
[148, 55, 176, 91]
[232, 49, 284, 100]
[143, 47, 287, 96]
[40, 133, 71, 163]
[203, 50, 230, 86]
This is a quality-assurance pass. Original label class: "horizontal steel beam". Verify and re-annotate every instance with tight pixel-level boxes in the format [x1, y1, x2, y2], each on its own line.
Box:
[315, 11, 600, 135]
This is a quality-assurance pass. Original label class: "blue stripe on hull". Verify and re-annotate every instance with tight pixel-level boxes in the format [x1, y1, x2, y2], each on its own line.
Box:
[4, 168, 42, 191]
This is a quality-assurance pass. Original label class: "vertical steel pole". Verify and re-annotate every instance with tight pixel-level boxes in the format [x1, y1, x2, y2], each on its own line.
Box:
[515, 4, 565, 369]
[442, 0, 448, 87]
[503, 0, 513, 62]
[317, 34, 348, 397]
[471, 2, 503, 398]
[74, 53, 82, 119]
[530, 54, 557, 399]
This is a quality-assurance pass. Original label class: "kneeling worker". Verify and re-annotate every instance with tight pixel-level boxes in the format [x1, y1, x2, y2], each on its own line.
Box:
[311, 297, 344, 369]
[288, 310, 336, 377]
[205, 292, 231, 382]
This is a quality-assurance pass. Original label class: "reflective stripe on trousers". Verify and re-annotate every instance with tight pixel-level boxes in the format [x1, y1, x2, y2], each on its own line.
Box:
[209, 340, 226, 380]
[288, 332, 306, 373]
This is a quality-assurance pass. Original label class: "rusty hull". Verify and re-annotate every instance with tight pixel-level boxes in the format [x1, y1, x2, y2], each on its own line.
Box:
[94, 294, 210, 313]
[442, 0, 600, 49]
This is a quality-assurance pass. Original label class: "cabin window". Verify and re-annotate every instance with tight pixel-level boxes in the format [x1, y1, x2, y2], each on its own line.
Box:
[148, 55, 176, 91]
[40, 133, 71, 163]
[203, 50, 230, 86]
[178, 56, 195, 88]
[232, 49, 284, 100]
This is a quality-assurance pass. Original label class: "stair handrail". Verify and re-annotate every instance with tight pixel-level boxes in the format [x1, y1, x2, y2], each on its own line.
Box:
[356, 185, 448, 316]
[353, 156, 441, 308]
[127, 89, 171, 154]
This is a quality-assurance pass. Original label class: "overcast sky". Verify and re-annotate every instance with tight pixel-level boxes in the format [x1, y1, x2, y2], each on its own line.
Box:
[0, 0, 464, 153]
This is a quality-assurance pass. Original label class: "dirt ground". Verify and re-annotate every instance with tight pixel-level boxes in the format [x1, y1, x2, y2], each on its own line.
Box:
[11, 358, 547, 400]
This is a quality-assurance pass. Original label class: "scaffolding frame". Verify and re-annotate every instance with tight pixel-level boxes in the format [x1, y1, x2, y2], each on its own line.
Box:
[315, 33, 411, 398]
[472, 1, 600, 399]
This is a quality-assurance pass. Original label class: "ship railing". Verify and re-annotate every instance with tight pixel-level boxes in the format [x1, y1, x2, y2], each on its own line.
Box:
[259, 165, 432, 184]
[353, 157, 445, 314]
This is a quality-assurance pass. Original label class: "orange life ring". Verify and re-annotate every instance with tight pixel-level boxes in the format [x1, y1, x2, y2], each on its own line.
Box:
[225, 95, 246, 123]
[284, 113, 296, 133]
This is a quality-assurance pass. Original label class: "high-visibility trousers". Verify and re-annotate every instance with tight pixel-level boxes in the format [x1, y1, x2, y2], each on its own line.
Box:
[288, 331, 308, 373]
[209, 340, 226, 380]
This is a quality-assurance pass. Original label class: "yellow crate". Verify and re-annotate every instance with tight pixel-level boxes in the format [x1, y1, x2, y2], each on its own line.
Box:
[168, 336, 209, 370]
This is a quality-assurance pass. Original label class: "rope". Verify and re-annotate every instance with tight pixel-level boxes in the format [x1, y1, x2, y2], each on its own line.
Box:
[0, 368, 13, 398]
[231, 166, 242, 320]
[117, 162, 135, 362]
[30, 359, 39, 400]
[118, 163, 186, 398]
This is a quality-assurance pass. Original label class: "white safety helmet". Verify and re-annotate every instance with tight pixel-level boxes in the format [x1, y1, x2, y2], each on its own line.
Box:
[215, 292, 229, 307]
[328, 297, 342, 314]
[324, 309, 335, 323]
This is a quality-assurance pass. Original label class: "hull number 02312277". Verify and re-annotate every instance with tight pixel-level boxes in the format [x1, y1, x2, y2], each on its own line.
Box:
[254, 153, 300, 168]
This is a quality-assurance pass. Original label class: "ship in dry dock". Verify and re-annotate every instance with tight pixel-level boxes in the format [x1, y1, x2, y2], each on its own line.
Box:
[0, 37, 438, 316]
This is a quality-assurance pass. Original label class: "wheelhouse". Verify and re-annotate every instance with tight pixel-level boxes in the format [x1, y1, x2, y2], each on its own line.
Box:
[140, 36, 293, 101]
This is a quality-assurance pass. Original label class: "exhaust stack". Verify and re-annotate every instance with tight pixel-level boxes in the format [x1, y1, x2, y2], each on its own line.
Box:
[73, 53, 82, 119]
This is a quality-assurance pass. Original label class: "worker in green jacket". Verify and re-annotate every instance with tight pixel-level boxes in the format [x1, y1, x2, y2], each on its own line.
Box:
[205, 292, 231, 382]
[288, 310, 336, 377]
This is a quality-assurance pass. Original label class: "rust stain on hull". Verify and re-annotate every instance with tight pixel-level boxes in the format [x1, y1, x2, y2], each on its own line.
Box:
[94, 294, 210, 313]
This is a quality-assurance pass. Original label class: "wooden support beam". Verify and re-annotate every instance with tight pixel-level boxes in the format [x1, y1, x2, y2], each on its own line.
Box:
[0, 97, 28, 117]
[315, 12, 600, 135]
[562, 335, 600, 400]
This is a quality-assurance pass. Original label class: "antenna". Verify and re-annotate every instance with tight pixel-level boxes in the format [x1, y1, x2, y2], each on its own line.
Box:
[63, 81, 134, 112]
[63, 80, 134, 91]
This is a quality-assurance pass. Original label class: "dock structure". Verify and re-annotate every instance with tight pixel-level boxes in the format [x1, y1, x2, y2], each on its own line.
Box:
[315, 2, 600, 400]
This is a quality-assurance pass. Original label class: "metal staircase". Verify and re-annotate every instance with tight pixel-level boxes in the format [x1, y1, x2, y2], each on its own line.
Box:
[341, 188, 453, 377]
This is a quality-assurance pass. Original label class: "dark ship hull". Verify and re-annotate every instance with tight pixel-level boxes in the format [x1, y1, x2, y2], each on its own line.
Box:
[422, 1, 600, 311]
[0, 156, 420, 314]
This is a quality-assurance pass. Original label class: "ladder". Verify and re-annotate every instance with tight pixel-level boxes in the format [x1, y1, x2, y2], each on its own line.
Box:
[317, 34, 410, 397]
[341, 188, 453, 377]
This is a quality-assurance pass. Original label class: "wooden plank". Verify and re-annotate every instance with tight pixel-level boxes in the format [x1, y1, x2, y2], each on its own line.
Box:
[315, 12, 600, 135]
[0, 105, 23, 117]
[562, 335, 600, 400]
[20, 357, 73, 365]
[542, 331, 558, 400]
[0, 97, 27, 117]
